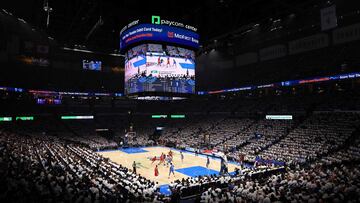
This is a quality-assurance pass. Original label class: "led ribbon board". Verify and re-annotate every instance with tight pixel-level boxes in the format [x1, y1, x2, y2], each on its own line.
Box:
[61, 116, 94, 120]
[201, 72, 360, 95]
[120, 23, 199, 53]
[170, 115, 185, 118]
[16, 116, 34, 121]
[96, 129, 109, 132]
[151, 115, 185, 118]
[266, 115, 293, 120]
[151, 115, 167, 118]
[0, 117, 12, 122]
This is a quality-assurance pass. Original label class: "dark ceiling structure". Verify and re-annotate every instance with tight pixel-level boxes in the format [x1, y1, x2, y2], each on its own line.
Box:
[2, 0, 353, 52]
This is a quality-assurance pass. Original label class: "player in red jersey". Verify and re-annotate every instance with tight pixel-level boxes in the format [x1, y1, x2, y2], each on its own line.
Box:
[168, 150, 173, 158]
[154, 165, 159, 177]
[151, 156, 157, 164]
[160, 153, 165, 164]
[167, 57, 170, 67]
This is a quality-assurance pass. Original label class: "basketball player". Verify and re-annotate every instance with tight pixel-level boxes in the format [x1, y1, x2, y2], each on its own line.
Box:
[180, 151, 184, 162]
[160, 58, 164, 66]
[166, 155, 172, 167]
[165, 155, 170, 167]
[154, 165, 159, 177]
[206, 156, 210, 168]
[168, 163, 175, 179]
[151, 156, 157, 164]
[166, 57, 170, 67]
[160, 153, 165, 165]
[168, 150, 173, 158]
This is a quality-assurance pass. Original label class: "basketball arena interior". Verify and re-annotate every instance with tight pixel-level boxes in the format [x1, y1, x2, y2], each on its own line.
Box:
[1, 0, 360, 202]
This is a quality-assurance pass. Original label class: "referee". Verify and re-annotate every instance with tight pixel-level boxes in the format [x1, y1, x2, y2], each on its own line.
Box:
[132, 161, 137, 174]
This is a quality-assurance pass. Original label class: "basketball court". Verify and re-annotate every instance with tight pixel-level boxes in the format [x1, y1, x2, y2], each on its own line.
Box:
[97, 146, 239, 186]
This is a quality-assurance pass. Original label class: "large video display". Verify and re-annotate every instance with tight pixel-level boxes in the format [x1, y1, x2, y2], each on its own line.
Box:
[125, 44, 195, 94]
[82, 60, 102, 71]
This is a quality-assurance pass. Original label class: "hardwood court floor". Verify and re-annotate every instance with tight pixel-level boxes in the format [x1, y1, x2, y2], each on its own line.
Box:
[98, 146, 238, 185]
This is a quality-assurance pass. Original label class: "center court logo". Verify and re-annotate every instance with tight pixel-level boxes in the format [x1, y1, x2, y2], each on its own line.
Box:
[152, 15, 160, 24]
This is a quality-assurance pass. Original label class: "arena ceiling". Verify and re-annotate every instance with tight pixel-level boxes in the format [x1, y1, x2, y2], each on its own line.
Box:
[2, 0, 344, 52]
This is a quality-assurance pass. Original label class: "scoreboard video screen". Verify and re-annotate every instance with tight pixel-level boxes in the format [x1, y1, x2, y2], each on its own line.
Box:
[121, 16, 199, 95]
[83, 60, 102, 71]
[124, 43, 195, 94]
